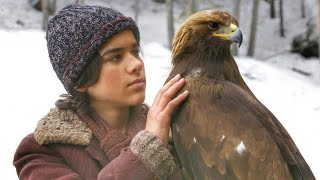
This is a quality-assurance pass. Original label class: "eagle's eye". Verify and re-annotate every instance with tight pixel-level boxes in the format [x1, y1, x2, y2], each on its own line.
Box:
[208, 22, 219, 30]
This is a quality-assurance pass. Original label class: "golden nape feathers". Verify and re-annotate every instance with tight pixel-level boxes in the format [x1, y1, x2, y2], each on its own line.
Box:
[166, 9, 315, 180]
[171, 9, 241, 65]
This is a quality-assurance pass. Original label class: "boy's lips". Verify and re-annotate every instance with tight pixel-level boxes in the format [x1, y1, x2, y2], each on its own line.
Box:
[128, 78, 146, 86]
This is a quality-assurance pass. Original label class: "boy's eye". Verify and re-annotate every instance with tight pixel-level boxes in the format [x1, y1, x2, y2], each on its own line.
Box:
[111, 55, 121, 61]
[105, 55, 122, 63]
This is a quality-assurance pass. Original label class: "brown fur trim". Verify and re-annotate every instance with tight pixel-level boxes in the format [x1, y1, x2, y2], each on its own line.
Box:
[34, 108, 92, 145]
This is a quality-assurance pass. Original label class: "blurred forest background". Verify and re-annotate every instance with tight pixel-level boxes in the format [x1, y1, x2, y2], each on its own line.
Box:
[3, 0, 320, 64]
[1, 1, 320, 179]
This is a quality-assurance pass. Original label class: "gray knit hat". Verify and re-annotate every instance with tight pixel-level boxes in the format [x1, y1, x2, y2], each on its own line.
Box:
[46, 4, 140, 94]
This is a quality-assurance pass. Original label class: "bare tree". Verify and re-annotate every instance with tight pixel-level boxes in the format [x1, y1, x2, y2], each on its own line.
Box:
[133, 0, 141, 23]
[301, 0, 305, 18]
[153, 0, 165, 3]
[42, 0, 49, 30]
[41, 0, 56, 30]
[187, 0, 197, 16]
[75, 0, 85, 5]
[166, 0, 174, 49]
[317, 0, 320, 61]
[28, 0, 42, 11]
[49, 0, 56, 15]
[270, 0, 275, 18]
[279, 0, 285, 37]
[247, 0, 260, 57]
[232, 0, 241, 56]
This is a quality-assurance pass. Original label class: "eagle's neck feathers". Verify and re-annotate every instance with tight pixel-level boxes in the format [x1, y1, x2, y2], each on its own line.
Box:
[171, 44, 252, 93]
[172, 45, 234, 80]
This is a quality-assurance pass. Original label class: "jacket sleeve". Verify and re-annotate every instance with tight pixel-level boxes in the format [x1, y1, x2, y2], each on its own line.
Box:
[98, 130, 181, 180]
[13, 134, 82, 180]
[97, 147, 156, 179]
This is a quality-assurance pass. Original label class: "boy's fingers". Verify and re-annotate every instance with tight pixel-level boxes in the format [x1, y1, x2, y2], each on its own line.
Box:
[162, 90, 189, 116]
[158, 78, 185, 110]
[152, 74, 181, 107]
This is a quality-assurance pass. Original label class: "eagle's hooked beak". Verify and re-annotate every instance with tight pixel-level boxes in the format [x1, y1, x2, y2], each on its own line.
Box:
[212, 23, 243, 47]
[230, 24, 243, 47]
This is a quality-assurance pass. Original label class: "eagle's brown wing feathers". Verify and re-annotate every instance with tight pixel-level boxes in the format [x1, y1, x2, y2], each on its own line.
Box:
[167, 9, 314, 179]
[171, 76, 303, 180]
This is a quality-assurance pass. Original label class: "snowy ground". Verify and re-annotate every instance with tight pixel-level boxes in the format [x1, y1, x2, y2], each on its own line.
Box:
[1, 0, 320, 179]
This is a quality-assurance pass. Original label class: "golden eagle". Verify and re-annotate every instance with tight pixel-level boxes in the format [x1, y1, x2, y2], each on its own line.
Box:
[166, 9, 315, 180]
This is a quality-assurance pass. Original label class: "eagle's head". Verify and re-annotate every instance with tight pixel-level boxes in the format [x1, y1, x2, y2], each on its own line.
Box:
[172, 9, 242, 65]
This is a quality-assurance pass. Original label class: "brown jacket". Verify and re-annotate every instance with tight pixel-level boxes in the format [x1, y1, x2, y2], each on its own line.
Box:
[13, 103, 181, 180]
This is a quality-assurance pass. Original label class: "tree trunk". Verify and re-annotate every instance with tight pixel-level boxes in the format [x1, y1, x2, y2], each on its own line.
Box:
[317, 0, 320, 61]
[42, 0, 49, 31]
[48, 0, 56, 15]
[187, 0, 197, 16]
[247, 0, 260, 57]
[28, 0, 42, 11]
[75, 0, 85, 5]
[270, 0, 275, 18]
[166, 0, 174, 49]
[133, 0, 140, 23]
[279, 0, 285, 37]
[153, 0, 165, 3]
[232, 0, 241, 56]
[301, 0, 305, 18]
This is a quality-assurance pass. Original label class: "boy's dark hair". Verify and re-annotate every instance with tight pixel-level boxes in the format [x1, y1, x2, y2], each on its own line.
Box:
[59, 53, 102, 113]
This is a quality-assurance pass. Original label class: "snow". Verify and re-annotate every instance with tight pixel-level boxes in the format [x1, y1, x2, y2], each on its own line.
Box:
[1, 30, 319, 179]
[1, 0, 320, 179]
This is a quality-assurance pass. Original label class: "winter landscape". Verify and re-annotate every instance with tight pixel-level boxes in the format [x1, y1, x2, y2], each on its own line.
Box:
[1, 0, 319, 179]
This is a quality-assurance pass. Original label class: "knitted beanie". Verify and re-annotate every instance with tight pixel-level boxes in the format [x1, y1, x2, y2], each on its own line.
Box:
[46, 4, 140, 94]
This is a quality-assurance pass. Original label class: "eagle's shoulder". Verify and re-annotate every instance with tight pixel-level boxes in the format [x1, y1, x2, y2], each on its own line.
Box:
[184, 76, 249, 100]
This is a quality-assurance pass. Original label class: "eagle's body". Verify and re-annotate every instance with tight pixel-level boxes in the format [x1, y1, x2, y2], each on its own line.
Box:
[166, 9, 315, 180]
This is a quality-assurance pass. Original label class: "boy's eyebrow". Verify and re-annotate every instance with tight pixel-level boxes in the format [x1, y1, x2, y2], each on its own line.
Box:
[101, 43, 140, 56]
[101, 48, 123, 56]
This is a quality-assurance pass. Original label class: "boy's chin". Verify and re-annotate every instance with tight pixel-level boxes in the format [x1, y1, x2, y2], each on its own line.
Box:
[129, 94, 145, 106]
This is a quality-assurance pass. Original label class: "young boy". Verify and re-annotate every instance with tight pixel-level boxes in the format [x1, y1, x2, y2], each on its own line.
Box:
[14, 4, 188, 179]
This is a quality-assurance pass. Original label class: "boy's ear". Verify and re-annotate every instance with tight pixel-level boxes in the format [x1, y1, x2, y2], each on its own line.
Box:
[74, 86, 88, 93]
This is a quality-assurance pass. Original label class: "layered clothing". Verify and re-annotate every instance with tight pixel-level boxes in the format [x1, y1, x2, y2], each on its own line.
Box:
[14, 101, 180, 180]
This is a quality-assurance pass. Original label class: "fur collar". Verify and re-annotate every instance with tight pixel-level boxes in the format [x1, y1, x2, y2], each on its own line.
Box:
[34, 108, 92, 146]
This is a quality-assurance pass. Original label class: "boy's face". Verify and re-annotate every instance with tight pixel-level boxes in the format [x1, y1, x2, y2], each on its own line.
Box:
[85, 30, 146, 108]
